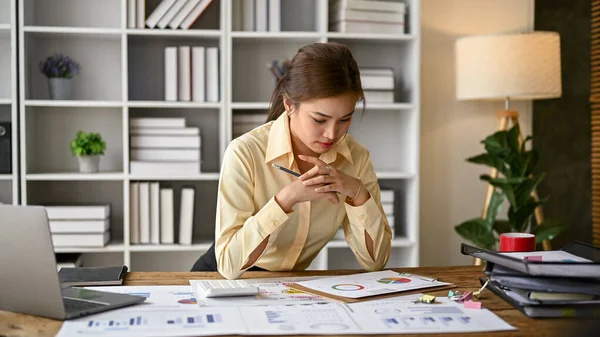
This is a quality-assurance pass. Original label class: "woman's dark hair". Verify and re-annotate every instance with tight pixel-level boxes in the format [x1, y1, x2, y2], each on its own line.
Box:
[266, 42, 365, 122]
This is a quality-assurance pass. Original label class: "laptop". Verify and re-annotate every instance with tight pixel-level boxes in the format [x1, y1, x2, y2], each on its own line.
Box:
[0, 205, 146, 320]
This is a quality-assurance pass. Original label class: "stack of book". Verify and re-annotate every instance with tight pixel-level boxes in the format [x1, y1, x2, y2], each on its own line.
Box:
[232, 113, 268, 139]
[45, 205, 111, 248]
[328, 0, 406, 34]
[130, 183, 195, 246]
[128, 0, 214, 30]
[462, 242, 600, 318]
[164, 46, 219, 102]
[361, 68, 395, 103]
[130, 117, 201, 176]
[238, 0, 280, 32]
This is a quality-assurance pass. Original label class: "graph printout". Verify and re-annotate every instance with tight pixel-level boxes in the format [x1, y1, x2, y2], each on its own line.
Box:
[294, 270, 451, 299]
[55, 288, 515, 336]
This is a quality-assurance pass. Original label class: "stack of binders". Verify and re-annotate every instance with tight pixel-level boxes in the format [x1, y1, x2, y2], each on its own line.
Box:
[461, 242, 600, 318]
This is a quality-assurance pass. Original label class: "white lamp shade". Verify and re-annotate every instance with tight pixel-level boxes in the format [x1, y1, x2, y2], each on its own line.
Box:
[455, 31, 562, 101]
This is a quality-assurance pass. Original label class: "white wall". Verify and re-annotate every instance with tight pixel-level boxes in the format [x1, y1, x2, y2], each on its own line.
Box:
[420, 0, 535, 266]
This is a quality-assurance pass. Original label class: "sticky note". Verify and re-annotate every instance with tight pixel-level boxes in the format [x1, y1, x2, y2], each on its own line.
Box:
[448, 290, 455, 297]
[464, 301, 483, 309]
[473, 290, 481, 300]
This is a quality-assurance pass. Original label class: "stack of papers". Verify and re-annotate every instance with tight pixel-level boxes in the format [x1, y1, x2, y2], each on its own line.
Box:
[55, 285, 515, 336]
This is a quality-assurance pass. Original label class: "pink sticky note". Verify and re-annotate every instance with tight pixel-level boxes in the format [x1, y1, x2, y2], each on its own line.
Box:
[524, 255, 543, 262]
[464, 301, 483, 309]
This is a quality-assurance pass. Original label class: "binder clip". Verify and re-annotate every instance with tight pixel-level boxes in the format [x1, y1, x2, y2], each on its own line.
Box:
[412, 294, 437, 304]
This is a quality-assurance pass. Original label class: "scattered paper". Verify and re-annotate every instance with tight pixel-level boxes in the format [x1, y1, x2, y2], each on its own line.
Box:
[55, 287, 515, 336]
[293, 270, 451, 299]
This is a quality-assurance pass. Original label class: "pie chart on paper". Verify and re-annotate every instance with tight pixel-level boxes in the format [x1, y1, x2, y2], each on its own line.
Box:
[377, 277, 411, 285]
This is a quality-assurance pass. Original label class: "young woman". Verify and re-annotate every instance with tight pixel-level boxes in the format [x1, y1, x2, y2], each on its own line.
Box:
[192, 42, 392, 279]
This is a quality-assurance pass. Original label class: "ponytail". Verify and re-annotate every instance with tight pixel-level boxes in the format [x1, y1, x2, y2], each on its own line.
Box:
[266, 78, 286, 122]
[265, 42, 364, 124]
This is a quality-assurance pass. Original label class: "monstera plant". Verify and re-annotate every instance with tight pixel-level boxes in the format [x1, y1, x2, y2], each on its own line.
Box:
[454, 124, 566, 250]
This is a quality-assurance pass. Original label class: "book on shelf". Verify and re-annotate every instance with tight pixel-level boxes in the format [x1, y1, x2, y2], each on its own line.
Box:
[160, 188, 175, 244]
[328, 0, 406, 34]
[127, 0, 137, 28]
[145, 0, 177, 28]
[136, 0, 145, 29]
[169, 0, 202, 29]
[130, 117, 186, 129]
[180, 0, 215, 30]
[49, 219, 110, 233]
[164, 46, 178, 101]
[157, 0, 189, 29]
[139, 182, 150, 244]
[178, 46, 191, 101]
[51, 231, 111, 248]
[144, 0, 214, 30]
[191, 46, 206, 102]
[129, 117, 201, 174]
[130, 182, 140, 244]
[179, 187, 195, 245]
[44, 205, 111, 220]
[164, 46, 218, 102]
[241, 0, 280, 32]
[149, 182, 160, 245]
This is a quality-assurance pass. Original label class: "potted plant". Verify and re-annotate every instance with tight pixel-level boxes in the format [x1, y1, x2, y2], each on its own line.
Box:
[454, 124, 566, 251]
[39, 53, 81, 100]
[70, 131, 106, 173]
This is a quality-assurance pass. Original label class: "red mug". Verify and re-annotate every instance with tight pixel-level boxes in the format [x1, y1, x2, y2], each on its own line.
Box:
[499, 233, 536, 252]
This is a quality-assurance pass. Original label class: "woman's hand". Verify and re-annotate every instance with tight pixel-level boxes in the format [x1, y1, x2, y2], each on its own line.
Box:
[297, 155, 369, 205]
[275, 174, 340, 213]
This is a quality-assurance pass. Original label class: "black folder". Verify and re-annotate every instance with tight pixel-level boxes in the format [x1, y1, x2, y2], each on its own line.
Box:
[461, 241, 600, 279]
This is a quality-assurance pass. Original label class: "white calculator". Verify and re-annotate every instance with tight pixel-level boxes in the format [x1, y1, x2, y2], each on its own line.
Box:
[194, 279, 260, 298]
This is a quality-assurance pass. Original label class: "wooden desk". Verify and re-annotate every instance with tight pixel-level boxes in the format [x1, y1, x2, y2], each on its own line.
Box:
[0, 266, 592, 337]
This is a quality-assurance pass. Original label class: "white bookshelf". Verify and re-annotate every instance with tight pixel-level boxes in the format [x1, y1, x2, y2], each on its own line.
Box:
[0, 0, 18, 206]
[17, 0, 420, 272]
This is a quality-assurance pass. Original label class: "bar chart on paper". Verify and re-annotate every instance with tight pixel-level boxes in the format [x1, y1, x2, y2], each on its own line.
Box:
[57, 308, 247, 337]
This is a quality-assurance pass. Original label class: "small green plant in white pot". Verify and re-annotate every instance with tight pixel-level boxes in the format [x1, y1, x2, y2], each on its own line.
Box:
[39, 53, 81, 100]
[70, 131, 106, 173]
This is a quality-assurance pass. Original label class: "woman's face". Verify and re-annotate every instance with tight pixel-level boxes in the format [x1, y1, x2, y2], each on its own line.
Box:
[285, 92, 358, 157]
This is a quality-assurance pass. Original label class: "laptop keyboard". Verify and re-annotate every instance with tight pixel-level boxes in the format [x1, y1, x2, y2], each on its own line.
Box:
[63, 297, 107, 312]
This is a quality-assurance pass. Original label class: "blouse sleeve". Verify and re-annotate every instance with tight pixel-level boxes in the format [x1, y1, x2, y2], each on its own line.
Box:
[214, 139, 291, 279]
[342, 150, 392, 271]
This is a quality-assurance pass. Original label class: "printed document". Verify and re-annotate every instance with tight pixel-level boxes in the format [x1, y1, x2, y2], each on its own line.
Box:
[55, 286, 247, 337]
[55, 287, 515, 336]
[294, 270, 451, 299]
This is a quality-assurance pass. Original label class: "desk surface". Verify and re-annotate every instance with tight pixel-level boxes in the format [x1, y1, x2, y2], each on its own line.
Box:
[0, 266, 591, 337]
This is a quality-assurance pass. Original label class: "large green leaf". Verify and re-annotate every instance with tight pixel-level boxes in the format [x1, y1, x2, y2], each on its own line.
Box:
[480, 175, 519, 207]
[467, 153, 510, 177]
[484, 190, 505, 231]
[533, 219, 566, 243]
[483, 131, 509, 157]
[455, 218, 496, 250]
[514, 173, 546, 207]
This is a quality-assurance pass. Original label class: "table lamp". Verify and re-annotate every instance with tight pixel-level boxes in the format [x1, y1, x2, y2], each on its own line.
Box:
[455, 31, 562, 251]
